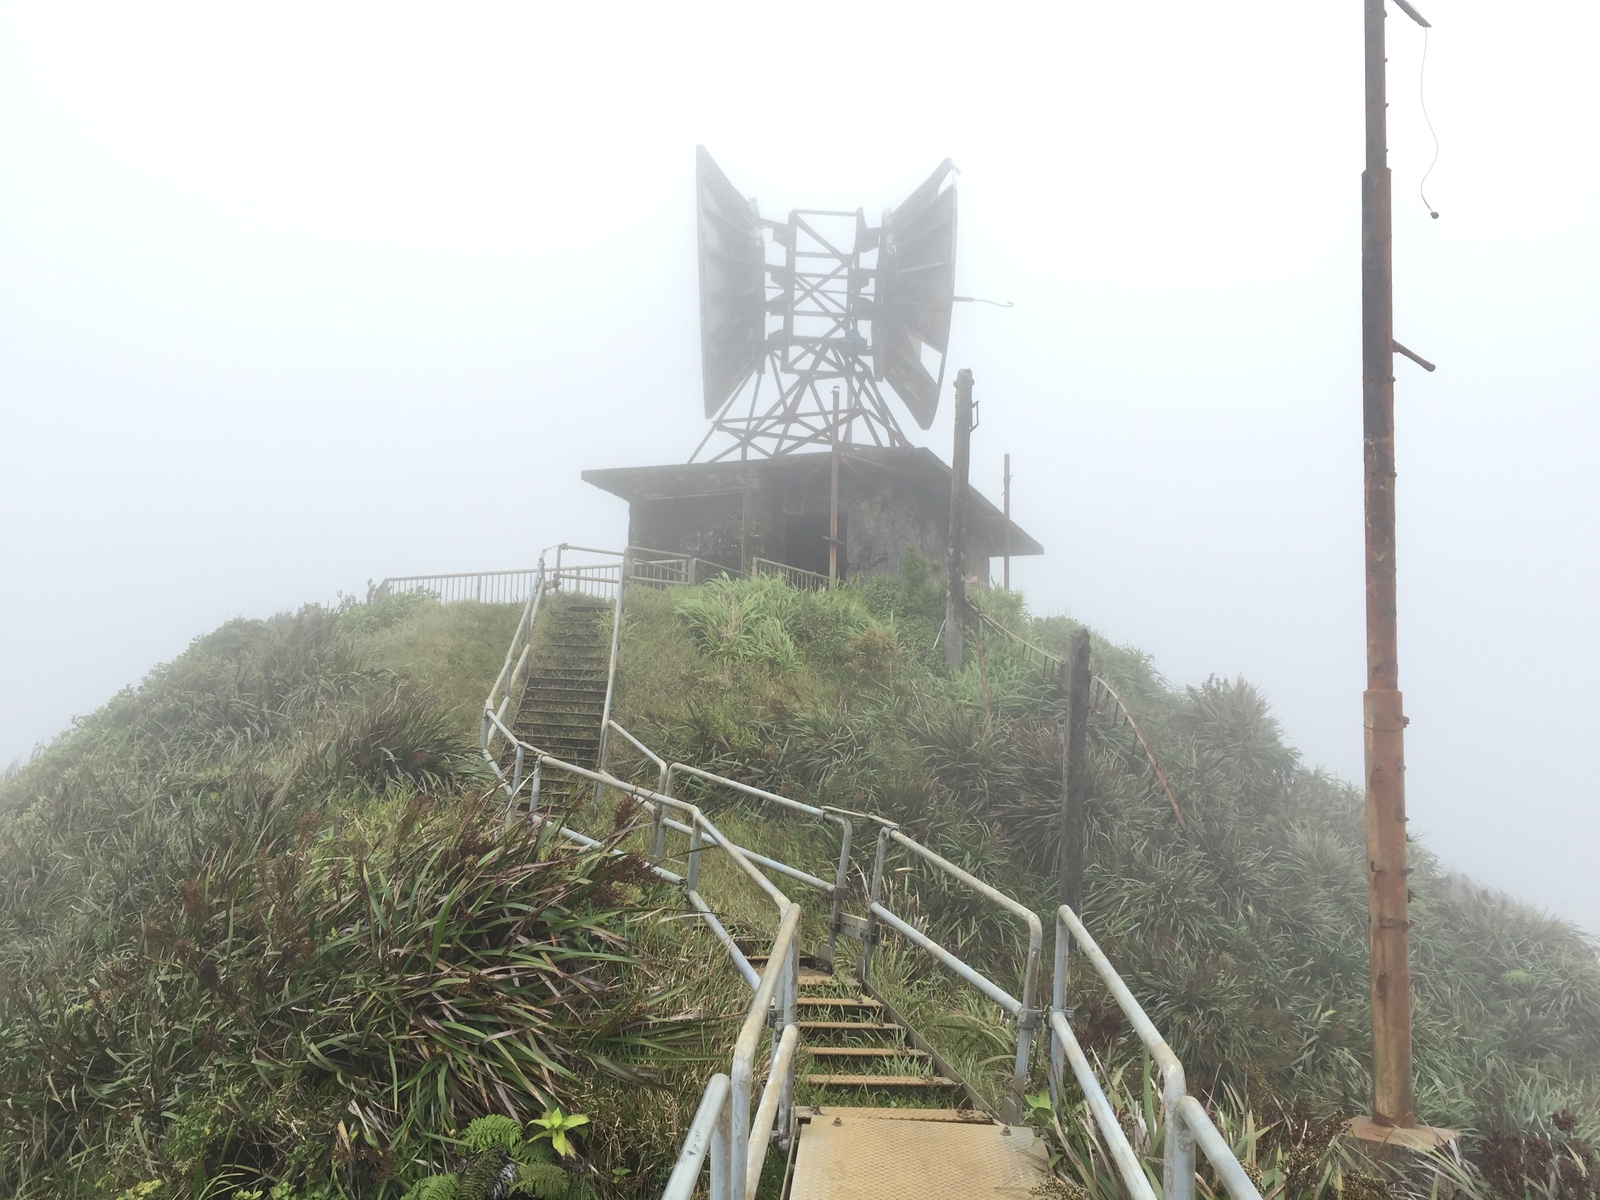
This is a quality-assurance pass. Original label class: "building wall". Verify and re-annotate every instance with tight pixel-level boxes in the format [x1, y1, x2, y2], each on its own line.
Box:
[628, 490, 746, 572]
[585, 447, 1030, 584]
[621, 457, 989, 583]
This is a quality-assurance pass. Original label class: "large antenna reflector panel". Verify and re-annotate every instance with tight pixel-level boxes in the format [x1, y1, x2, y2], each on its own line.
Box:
[691, 148, 959, 460]
[696, 146, 767, 417]
[873, 159, 957, 430]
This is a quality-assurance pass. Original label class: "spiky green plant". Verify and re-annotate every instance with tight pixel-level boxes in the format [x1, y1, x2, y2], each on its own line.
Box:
[0, 599, 718, 1199]
[610, 571, 1600, 1149]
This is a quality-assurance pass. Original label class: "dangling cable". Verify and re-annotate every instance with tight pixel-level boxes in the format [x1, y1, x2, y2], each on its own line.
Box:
[1419, 27, 1441, 218]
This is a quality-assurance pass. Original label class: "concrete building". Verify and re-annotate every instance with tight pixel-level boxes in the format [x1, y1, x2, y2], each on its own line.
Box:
[582, 445, 1040, 583]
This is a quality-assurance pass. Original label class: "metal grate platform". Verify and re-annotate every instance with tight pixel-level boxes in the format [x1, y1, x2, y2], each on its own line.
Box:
[788, 1108, 1048, 1200]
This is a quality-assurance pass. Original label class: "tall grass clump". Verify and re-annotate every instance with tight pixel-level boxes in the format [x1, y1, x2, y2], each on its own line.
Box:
[609, 566, 1600, 1155]
[0, 595, 725, 1199]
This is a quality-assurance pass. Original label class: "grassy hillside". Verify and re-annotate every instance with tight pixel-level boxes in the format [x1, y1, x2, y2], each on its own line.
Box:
[0, 596, 732, 1199]
[604, 558, 1600, 1147]
[3, 570, 1596, 1199]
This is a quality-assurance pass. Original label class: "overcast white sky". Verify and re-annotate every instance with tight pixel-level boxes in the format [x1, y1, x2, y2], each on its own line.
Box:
[2, 3, 1595, 933]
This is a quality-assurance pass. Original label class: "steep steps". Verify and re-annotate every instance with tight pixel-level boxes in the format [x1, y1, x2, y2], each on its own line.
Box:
[507, 596, 611, 804]
[784, 962, 1046, 1198]
[790, 972, 962, 1107]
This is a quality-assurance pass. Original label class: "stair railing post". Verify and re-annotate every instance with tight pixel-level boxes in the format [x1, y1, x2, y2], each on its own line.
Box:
[776, 933, 798, 1145]
[511, 744, 525, 807]
[709, 1091, 732, 1200]
[1050, 909, 1071, 1107]
[1004, 921, 1043, 1126]
[528, 759, 542, 822]
[858, 826, 892, 984]
[1005, 922, 1042, 1125]
[651, 764, 674, 862]
[593, 553, 626, 809]
[1163, 1064, 1196, 1200]
[825, 817, 853, 964]
[730, 1049, 752, 1200]
[687, 819, 704, 896]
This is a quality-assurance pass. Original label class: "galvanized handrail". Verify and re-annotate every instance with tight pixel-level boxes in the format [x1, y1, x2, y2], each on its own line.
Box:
[481, 553, 550, 760]
[859, 824, 1043, 1123]
[462, 543, 1258, 1197]
[661, 762, 855, 962]
[479, 726, 802, 1200]
[970, 602, 1064, 671]
[593, 549, 629, 804]
[1052, 904, 1264, 1200]
[751, 556, 832, 591]
[369, 567, 541, 604]
[625, 545, 748, 587]
[606, 720, 669, 796]
[479, 549, 625, 761]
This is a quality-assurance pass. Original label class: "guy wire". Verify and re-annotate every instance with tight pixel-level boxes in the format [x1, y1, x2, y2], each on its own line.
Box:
[1419, 26, 1441, 218]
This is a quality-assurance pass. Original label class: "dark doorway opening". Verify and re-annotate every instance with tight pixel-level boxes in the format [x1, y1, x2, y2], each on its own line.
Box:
[783, 512, 847, 580]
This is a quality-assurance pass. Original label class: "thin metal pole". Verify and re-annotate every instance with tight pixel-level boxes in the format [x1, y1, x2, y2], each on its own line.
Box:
[829, 386, 840, 587]
[1003, 453, 1012, 591]
[1058, 628, 1091, 914]
[945, 369, 974, 670]
[1362, 0, 1415, 1129]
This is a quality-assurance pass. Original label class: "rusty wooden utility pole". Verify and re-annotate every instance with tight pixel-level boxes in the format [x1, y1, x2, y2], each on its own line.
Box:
[1362, 0, 1414, 1131]
[945, 370, 975, 669]
[1058, 627, 1092, 913]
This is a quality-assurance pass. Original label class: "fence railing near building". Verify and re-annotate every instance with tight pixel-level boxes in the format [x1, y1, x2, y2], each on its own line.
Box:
[368, 568, 539, 604]
[751, 557, 831, 591]
[627, 546, 747, 588]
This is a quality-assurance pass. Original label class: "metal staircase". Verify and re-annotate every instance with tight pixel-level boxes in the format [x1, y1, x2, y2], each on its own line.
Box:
[506, 595, 610, 792]
[468, 544, 1266, 1200]
[744, 950, 968, 1109]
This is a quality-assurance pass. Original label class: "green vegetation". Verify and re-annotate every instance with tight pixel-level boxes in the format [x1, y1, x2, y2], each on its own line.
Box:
[0, 596, 727, 1199]
[604, 554, 1600, 1185]
[396, 1111, 597, 1200]
[4, 560, 1597, 1199]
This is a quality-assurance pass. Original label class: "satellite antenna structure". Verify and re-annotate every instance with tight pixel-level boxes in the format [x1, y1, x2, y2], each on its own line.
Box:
[691, 146, 958, 462]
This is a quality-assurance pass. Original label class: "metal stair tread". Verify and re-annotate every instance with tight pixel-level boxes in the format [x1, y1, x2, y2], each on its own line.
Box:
[803, 1074, 956, 1088]
[795, 996, 881, 1009]
[796, 1021, 901, 1033]
[807, 1047, 929, 1058]
[788, 1115, 1047, 1200]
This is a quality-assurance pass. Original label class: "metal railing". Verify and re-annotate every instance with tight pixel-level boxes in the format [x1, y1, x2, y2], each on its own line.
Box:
[369, 568, 540, 604]
[480, 546, 625, 763]
[751, 557, 832, 591]
[627, 546, 745, 588]
[858, 823, 1043, 1124]
[659, 760, 854, 965]
[626, 549, 693, 588]
[1051, 904, 1264, 1200]
[460, 541, 1261, 1198]
[972, 603, 1063, 673]
[479, 719, 802, 1200]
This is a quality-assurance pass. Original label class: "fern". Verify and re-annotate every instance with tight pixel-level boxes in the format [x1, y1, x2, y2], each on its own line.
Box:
[398, 1177, 460, 1200]
[464, 1115, 523, 1155]
[514, 1161, 571, 1199]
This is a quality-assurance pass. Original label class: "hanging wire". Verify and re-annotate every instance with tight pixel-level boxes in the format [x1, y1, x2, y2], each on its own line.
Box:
[1419, 26, 1441, 218]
